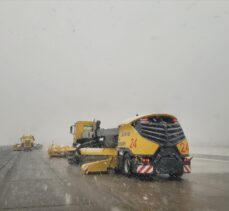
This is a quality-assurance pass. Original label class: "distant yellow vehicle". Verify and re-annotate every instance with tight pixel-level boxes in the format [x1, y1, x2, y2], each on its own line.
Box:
[80, 114, 192, 178]
[13, 135, 35, 151]
[13, 135, 42, 151]
[48, 145, 75, 157]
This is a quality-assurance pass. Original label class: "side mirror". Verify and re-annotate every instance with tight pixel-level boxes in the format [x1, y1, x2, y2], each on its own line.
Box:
[70, 126, 73, 134]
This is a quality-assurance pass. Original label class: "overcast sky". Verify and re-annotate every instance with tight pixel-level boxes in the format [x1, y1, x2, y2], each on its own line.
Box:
[0, 0, 228, 147]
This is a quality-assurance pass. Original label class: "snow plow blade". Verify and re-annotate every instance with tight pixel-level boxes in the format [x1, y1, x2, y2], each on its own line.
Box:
[81, 157, 117, 174]
[80, 148, 118, 174]
[13, 144, 22, 151]
[48, 145, 76, 157]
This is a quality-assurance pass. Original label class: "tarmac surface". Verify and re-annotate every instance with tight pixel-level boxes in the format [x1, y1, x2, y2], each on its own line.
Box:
[0, 146, 229, 211]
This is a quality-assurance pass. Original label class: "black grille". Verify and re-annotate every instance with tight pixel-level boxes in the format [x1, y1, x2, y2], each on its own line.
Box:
[135, 121, 185, 146]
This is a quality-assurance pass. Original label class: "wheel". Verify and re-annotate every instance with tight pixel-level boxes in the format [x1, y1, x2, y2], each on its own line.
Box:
[67, 153, 75, 165]
[122, 153, 132, 176]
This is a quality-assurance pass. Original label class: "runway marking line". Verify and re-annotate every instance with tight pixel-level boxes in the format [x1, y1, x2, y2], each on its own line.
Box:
[195, 157, 229, 163]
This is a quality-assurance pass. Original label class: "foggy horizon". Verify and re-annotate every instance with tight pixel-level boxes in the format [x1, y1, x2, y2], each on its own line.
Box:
[0, 0, 228, 148]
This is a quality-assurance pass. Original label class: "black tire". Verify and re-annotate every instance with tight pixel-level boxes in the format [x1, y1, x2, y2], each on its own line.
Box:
[122, 153, 132, 176]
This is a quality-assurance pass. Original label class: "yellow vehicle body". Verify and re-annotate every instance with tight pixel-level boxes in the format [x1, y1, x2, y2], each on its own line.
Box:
[80, 114, 191, 177]
[48, 145, 75, 157]
[13, 135, 35, 151]
[117, 114, 191, 176]
[118, 114, 190, 157]
[21, 135, 35, 148]
[118, 123, 159, 155]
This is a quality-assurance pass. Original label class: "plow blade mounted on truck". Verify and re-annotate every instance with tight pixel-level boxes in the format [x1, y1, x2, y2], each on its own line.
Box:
[48, 145, 76, 157]
[80, 148, 118, 174]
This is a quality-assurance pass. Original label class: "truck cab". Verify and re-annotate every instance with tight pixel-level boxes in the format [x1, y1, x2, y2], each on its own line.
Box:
[20, 135, 35, 151]
[70, 121, 97, 147]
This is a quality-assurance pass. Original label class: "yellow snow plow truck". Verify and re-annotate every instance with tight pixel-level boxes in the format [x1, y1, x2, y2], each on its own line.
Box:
[13, 135, 35, 151]
[69, 114, 192, 178]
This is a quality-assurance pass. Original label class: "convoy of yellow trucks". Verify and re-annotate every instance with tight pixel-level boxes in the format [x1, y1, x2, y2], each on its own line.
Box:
[14, 113, 192, 178]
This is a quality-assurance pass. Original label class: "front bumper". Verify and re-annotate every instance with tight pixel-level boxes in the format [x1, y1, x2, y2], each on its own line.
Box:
[133, 148, 192, 175]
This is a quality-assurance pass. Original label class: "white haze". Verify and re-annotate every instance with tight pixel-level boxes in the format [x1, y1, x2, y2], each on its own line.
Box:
[0, 0, 228, 148]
